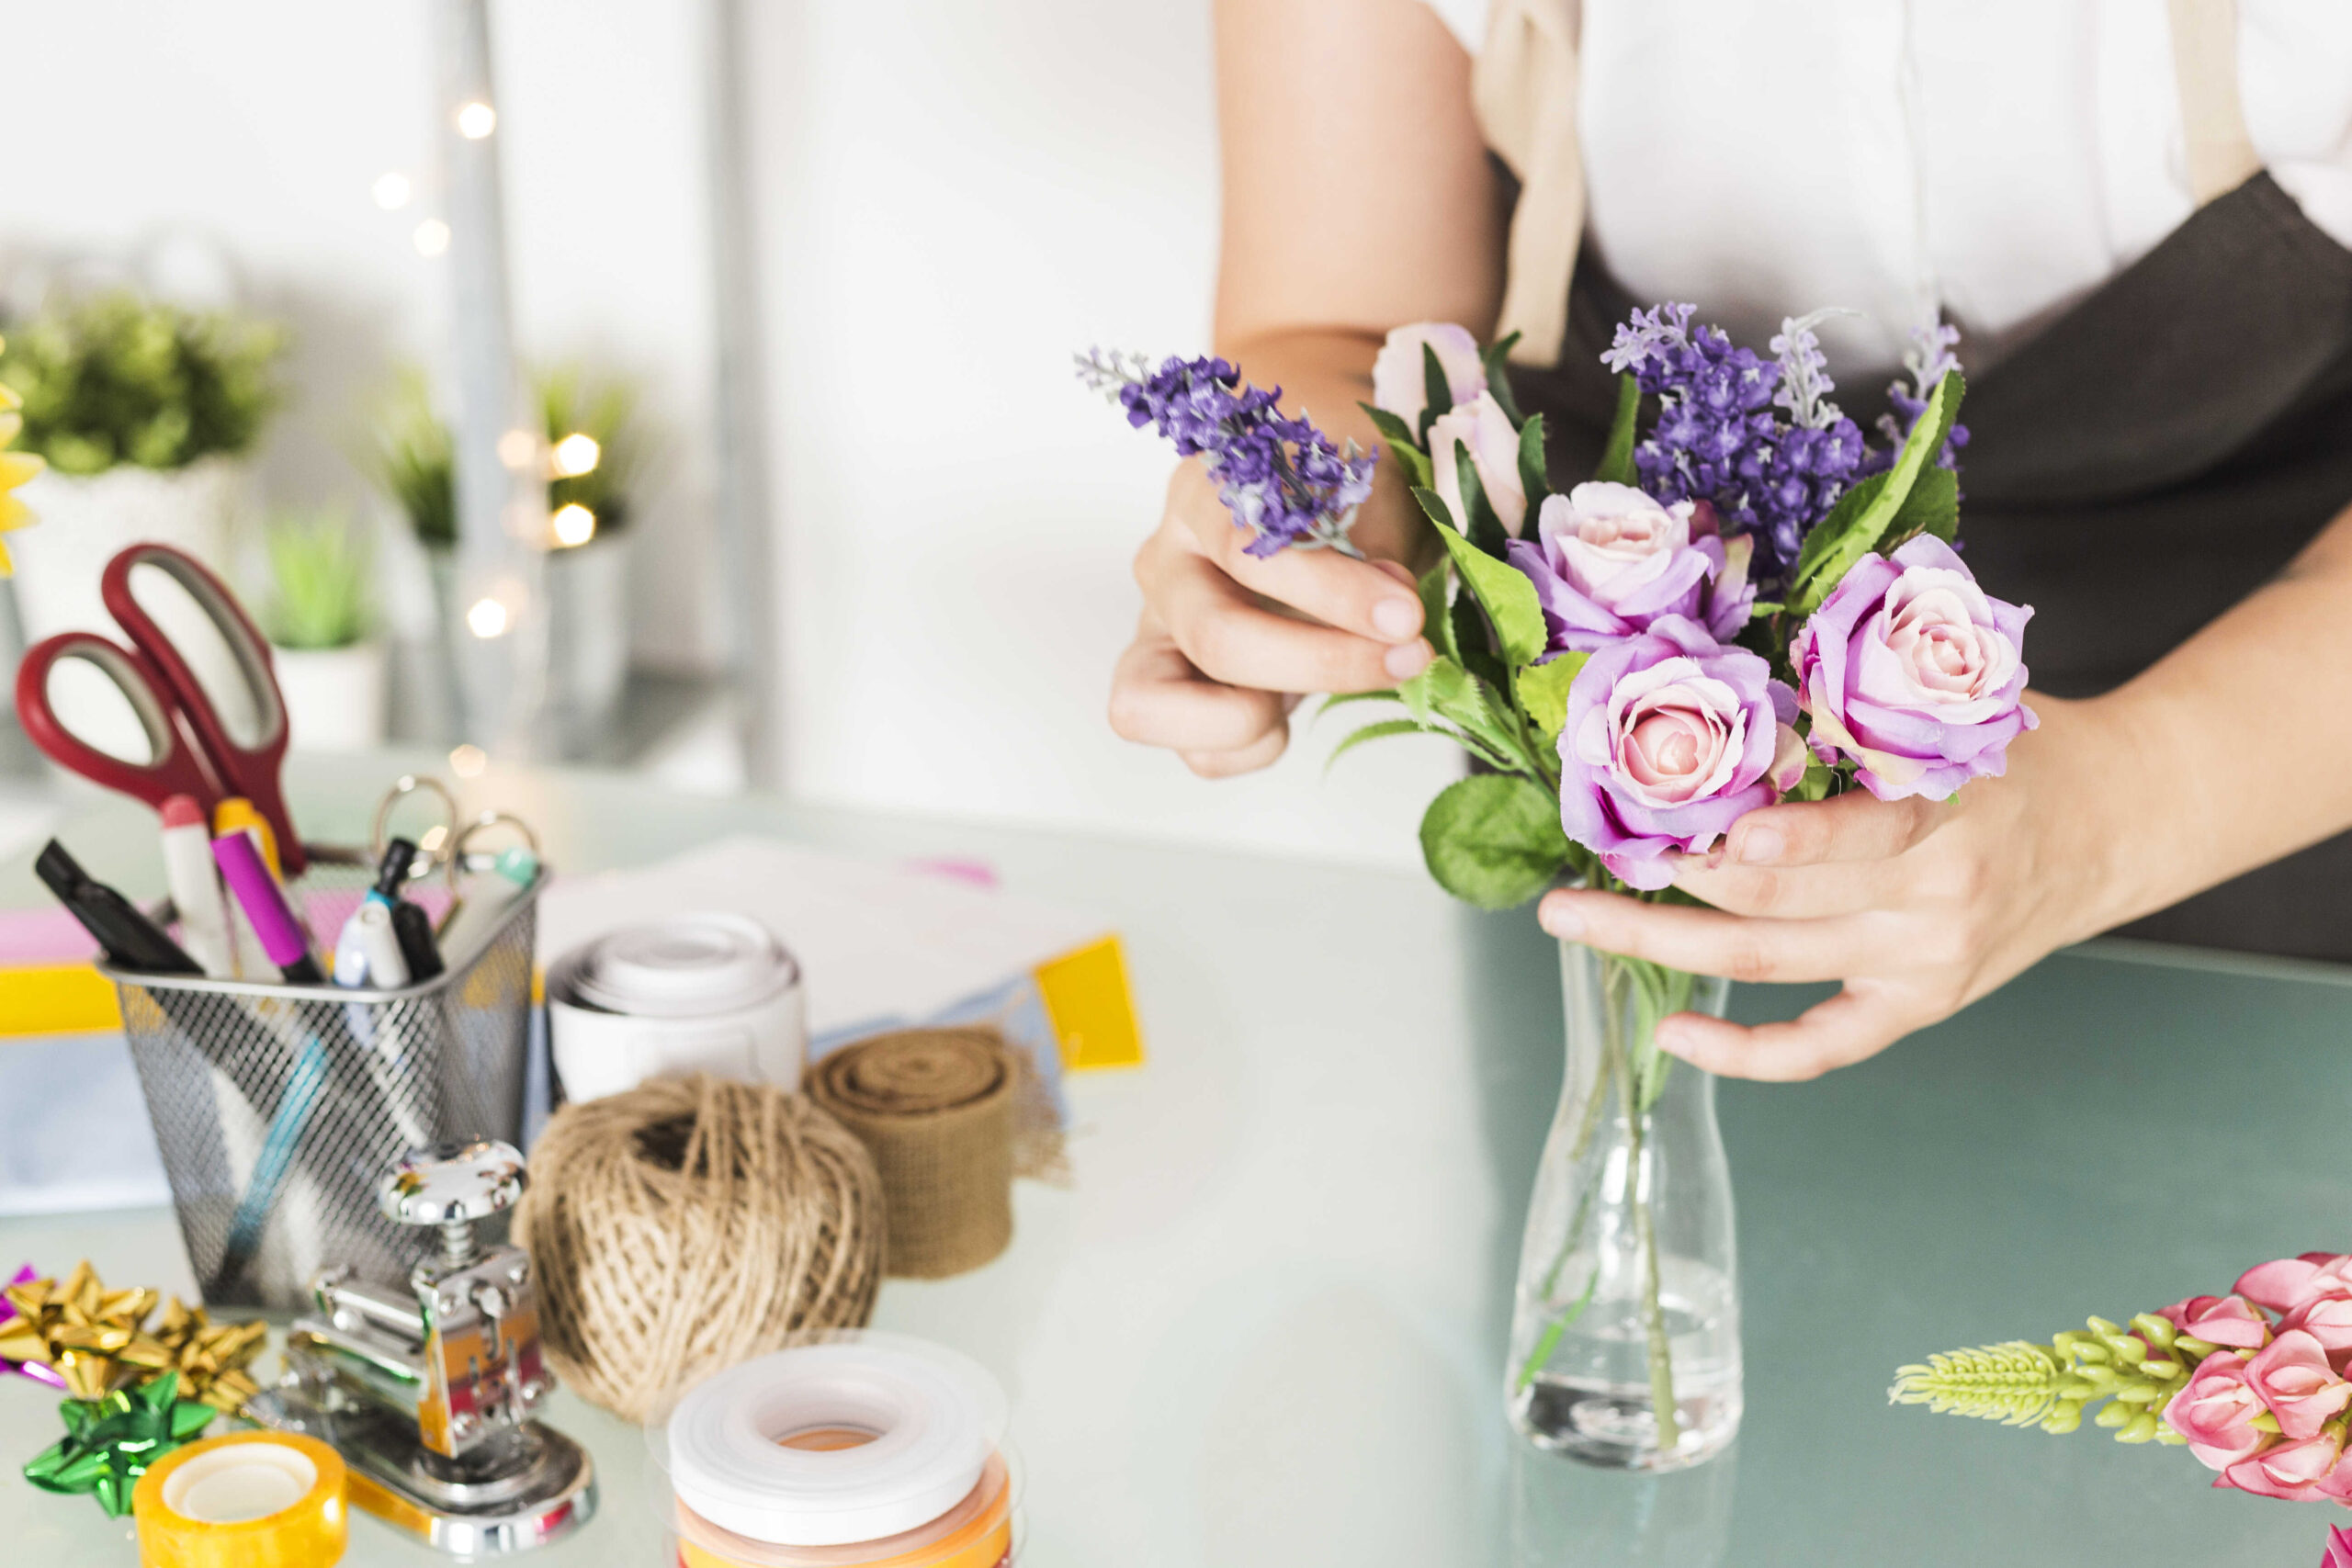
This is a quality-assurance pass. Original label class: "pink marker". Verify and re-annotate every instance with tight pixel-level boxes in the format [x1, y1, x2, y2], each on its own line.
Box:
[213, 829, 324, 985]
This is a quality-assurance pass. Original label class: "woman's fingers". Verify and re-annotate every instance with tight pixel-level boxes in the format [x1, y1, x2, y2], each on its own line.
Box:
[1669, 856, 1894, 920]
[1653, 983, 1923, 1082]
[1108, 615, 1291, 766]
[1716, 788, 1951, 869]
[1176, 478, 1430, 649]
[1142, 531, 1432, 693]
[1536, 888, 1889, 986]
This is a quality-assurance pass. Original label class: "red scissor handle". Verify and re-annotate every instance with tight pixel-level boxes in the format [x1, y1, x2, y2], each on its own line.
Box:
[99, 543, 305, 876]
[14, 631, 225, 815]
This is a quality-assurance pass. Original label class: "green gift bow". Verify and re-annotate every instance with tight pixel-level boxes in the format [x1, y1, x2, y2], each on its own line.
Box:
[22, 1371, 218, 1518]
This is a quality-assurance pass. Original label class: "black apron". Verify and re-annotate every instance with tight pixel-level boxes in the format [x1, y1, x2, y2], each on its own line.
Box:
[1507, 175, 2352, 963]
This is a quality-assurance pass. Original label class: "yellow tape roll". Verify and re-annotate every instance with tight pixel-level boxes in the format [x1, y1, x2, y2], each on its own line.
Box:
[132, 1431, 347, 1568]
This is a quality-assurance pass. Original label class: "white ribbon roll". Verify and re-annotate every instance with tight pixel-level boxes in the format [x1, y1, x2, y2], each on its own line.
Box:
[666, 1340, 1007, 1547]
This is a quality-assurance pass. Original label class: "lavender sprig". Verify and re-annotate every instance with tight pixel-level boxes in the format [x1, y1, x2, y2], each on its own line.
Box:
[1874, 321, 1970, 471]
[1078, 349, 1374, 558]
[1603, 306, 1867, 587]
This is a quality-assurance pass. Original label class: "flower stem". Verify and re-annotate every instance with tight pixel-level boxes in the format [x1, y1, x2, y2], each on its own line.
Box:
[1603, 955, 1681, 1454]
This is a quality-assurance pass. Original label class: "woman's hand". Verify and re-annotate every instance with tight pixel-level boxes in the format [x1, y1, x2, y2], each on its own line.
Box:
[1110, 462, 1434, 776]
[1535, 695, 2143, 1080]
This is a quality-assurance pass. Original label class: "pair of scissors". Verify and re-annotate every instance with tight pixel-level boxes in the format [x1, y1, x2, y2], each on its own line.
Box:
[14, 542, 306, 876]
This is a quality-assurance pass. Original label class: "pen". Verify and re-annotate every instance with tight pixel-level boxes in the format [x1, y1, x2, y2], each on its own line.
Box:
[374, 837, 444, 981]
[436, 845, 538, 966]
[33, 840, 202, 976]
[212, 796, 281, 880]
[212, 829, 325, 985]
[334, 899, 411, 990]
[158, 795, 235, 978]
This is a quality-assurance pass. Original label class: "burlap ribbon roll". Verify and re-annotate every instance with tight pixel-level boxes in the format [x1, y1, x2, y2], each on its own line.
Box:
[513, 1075, 885, 1423]
[805, 1029, 1016, 1280]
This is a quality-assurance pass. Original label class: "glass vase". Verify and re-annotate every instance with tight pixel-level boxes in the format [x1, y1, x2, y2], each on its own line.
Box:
[1506, 938, 1740, 1471]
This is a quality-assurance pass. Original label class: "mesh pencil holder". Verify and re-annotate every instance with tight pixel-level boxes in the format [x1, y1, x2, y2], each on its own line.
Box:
[103, 852, 544, 1312]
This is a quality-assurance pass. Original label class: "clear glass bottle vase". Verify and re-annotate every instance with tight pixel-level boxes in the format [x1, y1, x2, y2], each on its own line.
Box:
[1506, 938, 1741, 1471]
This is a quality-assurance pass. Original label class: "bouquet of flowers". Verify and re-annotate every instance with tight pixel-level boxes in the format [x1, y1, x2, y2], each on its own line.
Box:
[1894, 1252, 2352, 1561]
[1085, 308, 2035, 1445]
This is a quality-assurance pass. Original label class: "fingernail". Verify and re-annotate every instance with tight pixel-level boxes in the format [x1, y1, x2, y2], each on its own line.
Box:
[1736, 826, 1784, 864]
[1384, 639, 1432, 679]
[1541, 900, 1585, 940]
[1372, 598, 1419, 639]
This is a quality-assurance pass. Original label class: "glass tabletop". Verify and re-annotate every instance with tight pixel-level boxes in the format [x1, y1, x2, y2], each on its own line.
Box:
[1, 753, 2346, 1565]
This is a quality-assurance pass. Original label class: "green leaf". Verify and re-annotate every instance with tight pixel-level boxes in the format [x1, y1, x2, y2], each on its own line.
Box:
[1399, 656, 1516, 761]
[1417, 342, 1453, 446]
[1788, 372, 1964, 616]
[1792, 756, 1838, 802]
[1787, 471, 1886, 592]
[1313, 689, 1401, 724]
[1430, 518, 1546, 669]
[1747, 600, 1785, 616]
[1517, 412, 1551, 513]
[1326, 718, 1435, 771]
[1452, 443, 1510, 558]
[1360, 401, 1433, 490]
[1595, 372, 1641, 485]
[1419, 773, 1571, 909]
[1891, 464, 1959, 545]
[1481, 332, 1525, 425]
[1515, 651, 1587, 740]
[1416, 563, 1456, 663]
[1453, 589, 1507, 692]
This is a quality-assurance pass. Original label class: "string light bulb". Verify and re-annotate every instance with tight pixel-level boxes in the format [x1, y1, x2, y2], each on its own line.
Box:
[457, 101, 498, 140]
[448, 744, 488, 779]
[550, 433, 601, 478]
[413, 219, 451, 257]
[466, 597, 510, 638]
[550, 503, 597, 547]
[497, 428, 540, 470]
[373, 172, 412, 210]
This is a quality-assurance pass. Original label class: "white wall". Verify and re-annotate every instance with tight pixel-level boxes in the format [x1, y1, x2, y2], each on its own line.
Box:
[2, 0, 1456, 870]
[740, 0, 1459, 870]
[0, 0, 724, 674]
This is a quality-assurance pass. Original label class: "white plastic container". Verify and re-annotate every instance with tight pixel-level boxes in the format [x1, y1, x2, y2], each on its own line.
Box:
[547, 912, 807, 1102]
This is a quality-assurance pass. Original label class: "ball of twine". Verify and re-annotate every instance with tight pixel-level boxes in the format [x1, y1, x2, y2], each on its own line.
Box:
[514, 1073, 885, 1423]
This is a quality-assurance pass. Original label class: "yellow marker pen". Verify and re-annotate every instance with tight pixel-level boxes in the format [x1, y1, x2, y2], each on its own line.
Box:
[212, 797, 281, 881]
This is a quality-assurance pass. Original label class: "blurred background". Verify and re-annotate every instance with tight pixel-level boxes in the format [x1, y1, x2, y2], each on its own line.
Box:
[0, 0, 1462, 871]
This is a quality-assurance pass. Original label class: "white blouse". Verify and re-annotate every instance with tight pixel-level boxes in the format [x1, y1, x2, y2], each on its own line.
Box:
[1422, 0, 2352, 377]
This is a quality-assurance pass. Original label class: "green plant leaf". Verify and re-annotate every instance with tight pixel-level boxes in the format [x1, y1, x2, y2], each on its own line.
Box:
[1360, 401, 1432, 491]
[1452, 444, 1511, 558]
[1416, 563, 1456, 663]
[1452, 589, 1508, 694]
[1889, 465, 1959, 545]
[1400, 656, 1510, 754]
[1787, 471, 1885, 592]
[1481, 332, 1525, 425]
[1517, 412, 1551, 513]
[1419, 773, 1571, 909]
[1792, 756, 1838, 802]
[1787, 372, 1964, 617]
[1430, 515, 1546, 669]
[1595, 372, 1641, 485]
[1515, 651, 1587, 740]
[1326, 718, 1436, 772]
[1313, 690, 1402, 724]
[1417, 343, 1453, 446]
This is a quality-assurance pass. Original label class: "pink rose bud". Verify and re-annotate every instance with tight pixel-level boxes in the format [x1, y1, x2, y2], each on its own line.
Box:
[2239, 1255, 2352, 1315]
[2163, 1350, 2275, 1470]
[2158, 1293, 2273, 1349]
[2246, 1329, 2352, 1439]
[1429, 391, 1528, 537]
[1371, 321, 1486, 429]
[2222, 1429, 2344, 1501]
[2284, 1299, 2352, 1366]
[2322, 1522, 2352, 1568]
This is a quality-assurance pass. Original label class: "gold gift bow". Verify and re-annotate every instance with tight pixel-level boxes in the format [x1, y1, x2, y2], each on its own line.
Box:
[0, 1262, 265, 1411]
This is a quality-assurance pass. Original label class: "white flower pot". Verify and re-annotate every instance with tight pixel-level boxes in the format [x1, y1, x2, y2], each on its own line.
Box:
[8, 458, 246, 646]
[545, 533, 630, 745]
[6, 459, 252, 763]
[270, 639, 389, 753]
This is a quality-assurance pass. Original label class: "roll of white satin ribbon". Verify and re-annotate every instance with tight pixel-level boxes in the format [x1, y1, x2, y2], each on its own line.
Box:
[666, 1338, 1008, 1548]
[548, 912, 808, 1101]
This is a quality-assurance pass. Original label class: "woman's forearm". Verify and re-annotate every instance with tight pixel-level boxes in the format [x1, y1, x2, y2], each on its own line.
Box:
[2088, 499, 2352, 926]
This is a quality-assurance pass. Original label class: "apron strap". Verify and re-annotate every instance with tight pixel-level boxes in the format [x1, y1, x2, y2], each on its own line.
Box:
[1473, 0, 1583, 368]
[2167, 0, 2263, 205]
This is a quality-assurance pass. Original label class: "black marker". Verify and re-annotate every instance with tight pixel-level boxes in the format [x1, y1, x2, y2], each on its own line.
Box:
[34, 840, 202, 976]
[374, 837, 444, 982]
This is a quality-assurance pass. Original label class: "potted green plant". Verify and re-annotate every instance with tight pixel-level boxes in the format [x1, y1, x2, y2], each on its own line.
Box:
[0, 290, 283, 647]
[367, 362, 645, 743]
[260, 511, 384, 752]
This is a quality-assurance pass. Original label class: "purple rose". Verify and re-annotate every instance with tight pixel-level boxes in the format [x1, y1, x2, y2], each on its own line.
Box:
[1372, 321, 1486, 429]
[1792, 536, 2036, 801]
[1507, 483, 1755, 652]
[1559, 615, 1804, 890]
